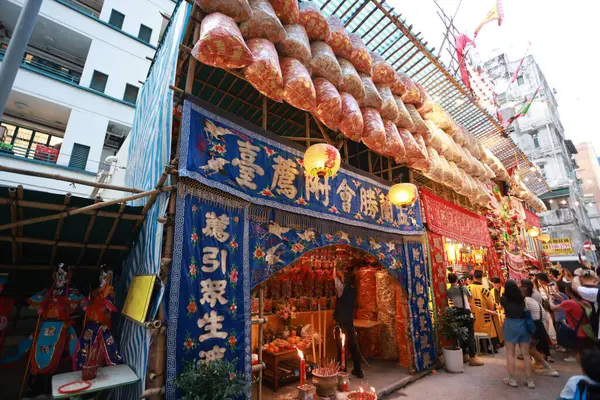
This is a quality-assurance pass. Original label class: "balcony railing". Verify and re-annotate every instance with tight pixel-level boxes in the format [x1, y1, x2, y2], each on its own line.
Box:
[59, 0, 102, 18]
[539, 208, 577, 226]
[0, 47, 82, 85]
[1, 122, 63, 165]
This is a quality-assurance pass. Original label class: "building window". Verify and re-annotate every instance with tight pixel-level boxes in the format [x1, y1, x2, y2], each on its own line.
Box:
[108, 10, 125, 29]
[123, 84, 139, 105]
[1, 122, 62, 162]
[69, 143, 90, 170]
[90, 70, 108, 93]
[517, 75, 525, 86]
[138, 24, 152, 44]
[532, 133, 540, 148]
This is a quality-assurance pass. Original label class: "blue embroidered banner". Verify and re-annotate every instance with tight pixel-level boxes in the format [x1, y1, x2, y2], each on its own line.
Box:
[248, 214, 406, 288]
[179, 100, 423, 236]
[406, 241, 436, 372]
[166, 193, 251, 399]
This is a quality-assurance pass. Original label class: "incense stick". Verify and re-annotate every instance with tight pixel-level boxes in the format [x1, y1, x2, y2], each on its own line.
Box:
[311, 311, 317, 363]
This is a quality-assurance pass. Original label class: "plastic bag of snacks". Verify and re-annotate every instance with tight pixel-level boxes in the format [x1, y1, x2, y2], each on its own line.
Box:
[326, 16, 352, 58]
[424, 147, 443, 182]
[376, 84, 399, 121]
[445, 122, 464, 146]
[398, 72, 421, 104]
[398, 129, 428, 171]
[443, 134, 462, 163]
[196, 0, 253, 22]
[269, 0, 299, 25]
[314, 77, 342, 130]
[361, 108, 386, 152]
[416, 83, 433, 115]
[337, 94, 365, 143]
[371, 52, 396, 84]
[358, 74, 382, 109]
[484, 163, 496, 180]
[309, 41, 343, 87]
[298, 1, 330, 41]
[192, 13, 254, 69]
[389, 73, 407, 96]
[412, 133, 430, 172]
[243, 39, 283, 101]
[393, 96, 414, 131]
[382, 120, 405, 161]
[276, 24, 311, 65]
[338, 58, 365, 101]
[423, 103, 451, 130]
[349, 33, 372, 75]
[339, 92, 363, 141]
[239, 0, 286, 43]
[423, 121, 444, 153]
[280, 57, 317, 111]
[405, 104, 429, 137]
[447, 161, 462, 191]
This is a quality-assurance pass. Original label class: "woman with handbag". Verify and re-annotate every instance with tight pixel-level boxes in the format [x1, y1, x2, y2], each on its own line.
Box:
[501, 280, 533, 388]
[522, 283, 560, 382]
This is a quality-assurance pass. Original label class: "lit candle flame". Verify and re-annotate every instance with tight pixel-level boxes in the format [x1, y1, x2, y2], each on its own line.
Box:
[359, 387, 364, 393]
[296, 347, 304, 360]
[371, 387, 376, 392]
[341, 333, 345, 347]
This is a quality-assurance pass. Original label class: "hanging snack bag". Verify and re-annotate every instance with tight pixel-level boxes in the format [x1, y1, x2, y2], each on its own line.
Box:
[239, 0, 286, 43]
[393, 96, 415, 132]
[398, 72, 421, 105]
[358, 74, 383, 109]
[191, 13, 254, 69]
[196, 0, 253, 22]
[339, 92, 364, 142]
[371, 52, 396, 84]
[326, 16, 353, 58]
[423, 121, 443, 154]
[398, 128, 428, 170]
[424, 147, 443, 182]
[412, 133, 430, 172]
[338, 58, 365, 101]
[416, 83, 433, 115]
[382, 120, 406, 161]
[314, 78, 342, 131]
[376, 84, 399, 121]
[309, 41, 343, 87]
[361, 108, 386, 153]
[298, 1, 330, 41]
[405, 104, 429, 137]
[349, 33, 372, 75]
[276, 24, 312, 65]
[389, 73, 407, 96]
[280, 57, 317, 112]
[269, 0, 299, 25]
[243, 39, 283, 102]
[423, 103, 451, 130]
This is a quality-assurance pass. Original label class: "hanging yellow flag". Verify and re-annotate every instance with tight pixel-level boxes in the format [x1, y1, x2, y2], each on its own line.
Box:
[474, 0, 504, 39]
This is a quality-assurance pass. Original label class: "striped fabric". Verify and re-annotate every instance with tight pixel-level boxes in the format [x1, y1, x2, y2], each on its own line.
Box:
[114, 1, 189, 398]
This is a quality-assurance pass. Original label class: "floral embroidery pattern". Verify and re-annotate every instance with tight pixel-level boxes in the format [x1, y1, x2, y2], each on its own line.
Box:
[183, 331, 196, 352]
[191, 227, 199, 247]
[188, 257, 197, 280]
[186, 295, 197, 318]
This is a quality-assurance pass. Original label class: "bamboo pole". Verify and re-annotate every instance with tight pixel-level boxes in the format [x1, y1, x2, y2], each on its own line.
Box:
[0, 198, 143, 220]
[133, 159, 177, 232]
[0, 186, 173, 232]
[97, 203, 127, 267]
[0, 235, 130, 251]
[77, 196, 101, 265]
[50, 193, 72, 266]
[185, 9, 200, 94]
[0, 165, 144, 193]
[0, 264, 97, 270]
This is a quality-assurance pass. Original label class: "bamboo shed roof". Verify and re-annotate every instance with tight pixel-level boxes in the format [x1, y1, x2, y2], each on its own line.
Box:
[0, 185, 144, 282]
[173, 0, 549, 195]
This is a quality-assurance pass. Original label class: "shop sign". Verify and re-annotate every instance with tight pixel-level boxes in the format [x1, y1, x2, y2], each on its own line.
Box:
[178, 100, 423, 236]
[542, 238, 574, 255]
[420, 189, 492, 247]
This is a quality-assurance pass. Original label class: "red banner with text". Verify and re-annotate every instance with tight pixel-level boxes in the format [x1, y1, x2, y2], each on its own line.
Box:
[524, 208, 540, 228]
[421, 189, 492, 247]
[427, 232, 451, 348]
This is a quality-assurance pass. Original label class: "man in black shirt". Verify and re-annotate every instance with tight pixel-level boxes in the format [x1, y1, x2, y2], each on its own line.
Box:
[334, 265, 363, 378]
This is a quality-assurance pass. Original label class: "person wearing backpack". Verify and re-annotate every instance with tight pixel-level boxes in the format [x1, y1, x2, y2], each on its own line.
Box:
[572, 274, 600, 344]
[551, 283, 594, 359]
[559, 348, 600, 400]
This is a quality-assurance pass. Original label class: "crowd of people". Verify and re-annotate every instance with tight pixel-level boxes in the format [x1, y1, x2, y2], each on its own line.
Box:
[447, 263, 600, 398]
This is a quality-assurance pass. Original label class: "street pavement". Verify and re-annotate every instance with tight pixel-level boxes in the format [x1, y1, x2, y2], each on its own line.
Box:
[388, 348, 582, 399]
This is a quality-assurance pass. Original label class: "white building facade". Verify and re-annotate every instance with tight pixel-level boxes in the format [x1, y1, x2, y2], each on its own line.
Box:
[485, 53, 596, 265]
[0, 0, 175, 198]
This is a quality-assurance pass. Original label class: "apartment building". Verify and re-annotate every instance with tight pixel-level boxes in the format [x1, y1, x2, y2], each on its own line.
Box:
[485, 53, 596, 265]
[0, 0, 175, 197]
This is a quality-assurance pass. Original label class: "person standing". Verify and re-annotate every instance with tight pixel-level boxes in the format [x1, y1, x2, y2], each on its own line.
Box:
[469, 270, 502, 350]
[522, 278, 553, 362]
[501, 280, 533, 388]
[447, 273, 484, 366]
[333, 264, 363, 378]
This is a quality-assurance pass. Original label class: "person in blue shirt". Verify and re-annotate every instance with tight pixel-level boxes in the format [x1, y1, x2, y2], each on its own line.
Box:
[559, 348, 600, 399]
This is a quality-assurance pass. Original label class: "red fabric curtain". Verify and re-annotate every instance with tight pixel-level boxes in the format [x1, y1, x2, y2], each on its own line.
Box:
[524, 208, 540, 228]
[427, 232, 451, 348]
[421, 189, 492, 247]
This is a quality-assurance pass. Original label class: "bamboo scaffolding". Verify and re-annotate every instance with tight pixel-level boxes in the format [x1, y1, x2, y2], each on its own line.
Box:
[0, 198, 144, 220]
[0, 235, 130, 251]
[96, 203, 127, 267]
[0, 165, 144, 193]
[49, 193, 72, 266]
[0, 264, 97, 270]
[0, 187, 174, 232]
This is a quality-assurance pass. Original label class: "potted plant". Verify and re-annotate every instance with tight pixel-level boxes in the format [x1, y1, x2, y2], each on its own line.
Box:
[438, 306, 471, 373]
[175, 359, 245, 400]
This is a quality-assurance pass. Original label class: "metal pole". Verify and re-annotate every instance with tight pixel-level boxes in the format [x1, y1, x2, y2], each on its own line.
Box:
[0, 0, 43, 117]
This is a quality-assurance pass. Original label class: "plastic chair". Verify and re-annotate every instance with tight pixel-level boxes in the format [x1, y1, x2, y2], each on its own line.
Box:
[474, 332, 494, 357]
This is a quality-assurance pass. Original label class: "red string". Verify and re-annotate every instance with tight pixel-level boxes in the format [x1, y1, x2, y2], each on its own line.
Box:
[58, 380, 92, 394]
